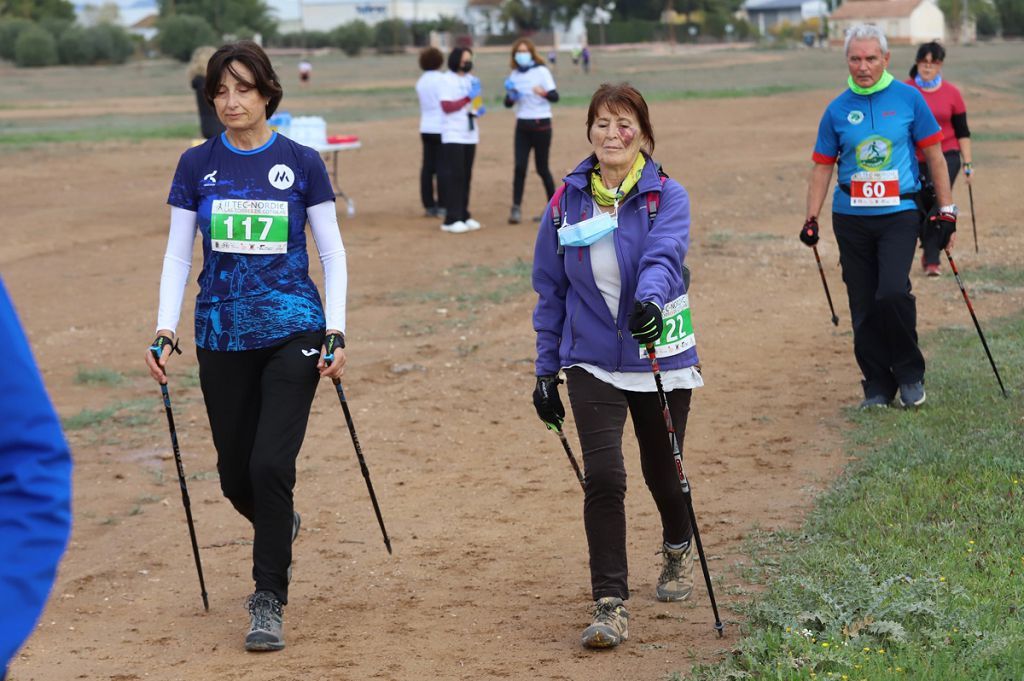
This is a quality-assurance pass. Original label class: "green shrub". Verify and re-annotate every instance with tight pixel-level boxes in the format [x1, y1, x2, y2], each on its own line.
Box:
[374, 18, 410, 54]
[15, 25, 59, 67]
[0, 17, 36, 61]
[58, 25, 96, 64]
[88, 23, 135, 63]
[587, 18, 665, 44]
[333, 20, 372, 56]
[157, 14, 219, 62]
[40, 17, 74, 39]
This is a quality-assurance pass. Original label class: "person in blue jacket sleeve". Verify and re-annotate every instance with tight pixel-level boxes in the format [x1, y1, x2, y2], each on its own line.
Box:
[531, 83, 702, 650]
[0, 276, 73, 677]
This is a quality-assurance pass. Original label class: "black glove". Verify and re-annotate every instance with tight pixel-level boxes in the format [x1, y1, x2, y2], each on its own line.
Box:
[629, 301, 663, 344]
[533, 375, 565, 430]
[931, 211, 957, 249]
[799, 217, 819, 246]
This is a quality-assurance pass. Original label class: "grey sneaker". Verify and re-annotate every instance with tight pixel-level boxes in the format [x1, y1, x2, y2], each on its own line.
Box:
[859, 394, 891, 409]
[287, 511, 300, 584]
[508, 204, 522, 224]
[581, 596, 629, 649]
[245, 590, 285, 651]
[899, 381, 926, 408]
[656, 542, 694, 602]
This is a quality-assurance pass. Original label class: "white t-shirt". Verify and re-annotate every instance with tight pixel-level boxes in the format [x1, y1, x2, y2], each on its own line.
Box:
[571, 200, 703, 393]
[507, 65, 557, 120]
[416, 70, 445, 135]
[439, 71, 479, 145]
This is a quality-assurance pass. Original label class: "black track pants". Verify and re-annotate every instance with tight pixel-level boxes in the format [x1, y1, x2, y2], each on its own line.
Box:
[833, 210, 925, 399]
[440, 142, 476, 225]
[565, 367, 693, 602]
[512, 118, 555, 206]
[917, 150, 961, 266]
[196, 330, 322, 604]
[420, 133, 445, 211]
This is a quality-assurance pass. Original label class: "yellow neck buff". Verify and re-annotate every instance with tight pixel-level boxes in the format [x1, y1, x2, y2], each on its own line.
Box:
[591, 153, 646, 207]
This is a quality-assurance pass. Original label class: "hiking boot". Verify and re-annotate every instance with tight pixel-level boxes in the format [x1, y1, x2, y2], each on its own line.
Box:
[245, 590, 285, 652]
[508, 204, 522, 224]
[581, 596, 629, 649]
[859, 394, 891, 409]
[287, 511, 300, 584]
[656, 542, 694, 602]
[898, 381, 926, 408]
[925, 263, 941, 277]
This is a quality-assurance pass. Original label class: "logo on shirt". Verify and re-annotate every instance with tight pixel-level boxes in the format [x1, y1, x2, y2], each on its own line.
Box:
[855, 135, 893, 171]
[882, 110, 897, 117]
[847, 110, 864, 125]
[268, 164, 295, 190]
[202, 170, 218, 186]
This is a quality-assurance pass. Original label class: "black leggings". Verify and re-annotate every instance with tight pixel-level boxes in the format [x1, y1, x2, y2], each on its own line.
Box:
[420, 133, 444, 211]
[565, 367, 693, 602]
[441, 142, 476, 225]
[917, 151, 961, 266]
[513, 118, 555, 206]
[833, 210, 924, 399]
[196, 330, 322, 605]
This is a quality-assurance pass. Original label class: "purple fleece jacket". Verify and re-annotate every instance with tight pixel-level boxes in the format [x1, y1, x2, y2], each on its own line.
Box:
[532, 153, 699, 376]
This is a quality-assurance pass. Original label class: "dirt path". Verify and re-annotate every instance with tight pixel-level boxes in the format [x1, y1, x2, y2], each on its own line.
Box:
[4, 89, 1022, 681]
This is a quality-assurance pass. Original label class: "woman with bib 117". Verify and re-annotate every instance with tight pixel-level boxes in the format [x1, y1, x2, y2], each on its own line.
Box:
[531, 83, 702, 649]
[144, 41, 348, 652]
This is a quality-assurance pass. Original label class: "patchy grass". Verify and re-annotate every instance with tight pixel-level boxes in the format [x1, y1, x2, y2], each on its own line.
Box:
[75, 368, 125, 386]
[687, 313, 1024, 681]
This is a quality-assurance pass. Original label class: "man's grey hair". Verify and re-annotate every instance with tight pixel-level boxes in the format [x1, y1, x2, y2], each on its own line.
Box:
[844, 24, 889, 55]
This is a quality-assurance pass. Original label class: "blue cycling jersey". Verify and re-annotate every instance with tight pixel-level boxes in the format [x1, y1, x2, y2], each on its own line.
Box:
[167, 133, 335, 351]
[813, 80, 942, 217]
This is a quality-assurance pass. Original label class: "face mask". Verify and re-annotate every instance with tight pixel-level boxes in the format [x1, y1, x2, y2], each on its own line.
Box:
[462, 60, 473, 73]
[514, 52, 534, 68]
[558, 211, 617, 248]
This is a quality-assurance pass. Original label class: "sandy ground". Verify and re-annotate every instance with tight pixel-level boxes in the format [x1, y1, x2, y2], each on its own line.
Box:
[3, 85, 1022, 681]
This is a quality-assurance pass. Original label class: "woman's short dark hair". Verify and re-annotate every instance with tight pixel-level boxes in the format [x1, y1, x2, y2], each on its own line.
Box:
[586, 83, 656, 155]
[419, 46, 443, 71]
[447, 46, 472, 73]
[910, 41, 946, 78]
[204, 40, 283, 120]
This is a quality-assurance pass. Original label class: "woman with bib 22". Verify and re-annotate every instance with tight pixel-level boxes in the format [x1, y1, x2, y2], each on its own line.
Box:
[145, 41, 348, 652]
[532, 83, 702, 649]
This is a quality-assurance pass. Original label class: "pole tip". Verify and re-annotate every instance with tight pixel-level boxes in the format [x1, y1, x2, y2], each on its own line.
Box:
[714, 622, 725, 638]
[831, 315, 839, 326]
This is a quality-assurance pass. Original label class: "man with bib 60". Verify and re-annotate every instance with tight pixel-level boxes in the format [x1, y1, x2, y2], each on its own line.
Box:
[802, 24, 957, 409]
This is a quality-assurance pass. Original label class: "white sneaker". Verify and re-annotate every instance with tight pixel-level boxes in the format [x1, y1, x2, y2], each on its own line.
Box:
[441, 221, 470, 233]
[464, 218, 481, 230]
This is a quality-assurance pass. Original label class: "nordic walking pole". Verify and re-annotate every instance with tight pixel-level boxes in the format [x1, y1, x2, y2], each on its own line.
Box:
[149, 338, 209, 612]
[968, 184, 979, 254]
[326, 372, 392, 555]
[944, 248, 1008, 397]
[546, 424, 585, 490]
[643, 340, 724, 637]
[812, 245, 840, 326]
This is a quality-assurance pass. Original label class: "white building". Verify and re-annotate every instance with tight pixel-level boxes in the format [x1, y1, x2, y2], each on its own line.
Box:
[277, 0, 469, 31]
[829, 0, 945, 44]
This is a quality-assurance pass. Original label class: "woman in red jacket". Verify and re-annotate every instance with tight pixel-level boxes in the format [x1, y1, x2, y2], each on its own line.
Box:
[907, 41, 973, 276]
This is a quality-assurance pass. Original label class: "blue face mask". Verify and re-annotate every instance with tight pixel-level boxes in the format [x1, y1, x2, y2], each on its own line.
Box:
[558, 211, 617, 247]
[514, 52, 534, 69]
